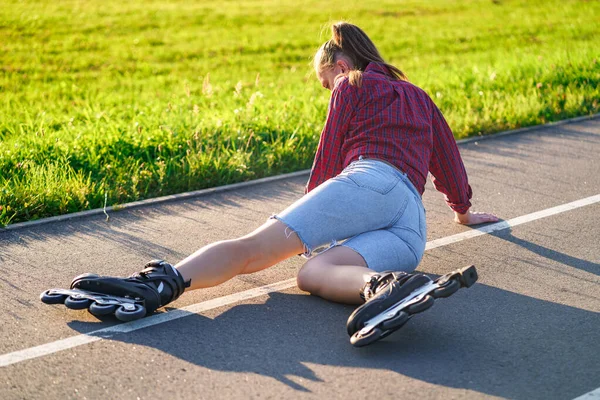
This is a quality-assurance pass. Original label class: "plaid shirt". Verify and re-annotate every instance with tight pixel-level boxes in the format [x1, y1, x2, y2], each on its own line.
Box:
[306, 63, 472, 214]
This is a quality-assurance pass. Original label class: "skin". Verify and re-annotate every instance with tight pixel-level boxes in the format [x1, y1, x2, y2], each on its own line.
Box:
[175, 218, 371, 304]
[317, 57, 352, 90]
[175, 55, 498, 305]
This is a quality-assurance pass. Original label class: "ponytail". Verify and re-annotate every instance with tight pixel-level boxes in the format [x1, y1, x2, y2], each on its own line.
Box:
[314, 22, 408, 87]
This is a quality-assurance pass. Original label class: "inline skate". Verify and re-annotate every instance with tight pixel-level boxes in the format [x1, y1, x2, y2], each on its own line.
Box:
[347, 265, 478, 347]
[40, 260, 190, 322]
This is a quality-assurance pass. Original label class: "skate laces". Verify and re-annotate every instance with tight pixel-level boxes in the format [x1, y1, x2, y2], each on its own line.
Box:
[360, 275, 378, 302]
[137, 263, 190, 288]
[138, 266, 160, 277]
[133, 260, 171, 280]
[361, 271, 410, 302]
[131, 260, 190, 303]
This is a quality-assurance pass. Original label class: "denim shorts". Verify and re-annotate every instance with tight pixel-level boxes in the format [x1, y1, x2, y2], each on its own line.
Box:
[272, 158, 427, 273]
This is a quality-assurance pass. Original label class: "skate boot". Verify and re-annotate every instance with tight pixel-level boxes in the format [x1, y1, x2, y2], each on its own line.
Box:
[40, 260, 191, 322]
[346, 265, 478, 347]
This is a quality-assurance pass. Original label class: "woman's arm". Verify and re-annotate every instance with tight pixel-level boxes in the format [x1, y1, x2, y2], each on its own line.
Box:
[428, 99, 498, 225]
[428, 101, 472, 214]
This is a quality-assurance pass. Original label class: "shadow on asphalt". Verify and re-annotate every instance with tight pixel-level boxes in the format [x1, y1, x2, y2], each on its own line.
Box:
[490, 227, 600, 276]
[462, 124, 600, 166]
[68, 287, 598, 399]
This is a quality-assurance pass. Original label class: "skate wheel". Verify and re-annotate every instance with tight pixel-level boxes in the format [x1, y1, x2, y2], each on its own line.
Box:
[407, 294, 435, 314]
[40, 290, 68, 304]
[346, 308, 377, 336]
[351, 327, 383, 347]
[88, 302, 117, 316]
[65, 296, 92, 310]
[381, 310, 410, 331]
[432, 279, 460, 298]
[346, 316, 362, 337]
[115, 304, 146, 322]
[346, 315, 362, 336]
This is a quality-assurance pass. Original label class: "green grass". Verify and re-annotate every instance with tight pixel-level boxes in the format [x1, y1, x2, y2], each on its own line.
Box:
[1, 0, 599, 226]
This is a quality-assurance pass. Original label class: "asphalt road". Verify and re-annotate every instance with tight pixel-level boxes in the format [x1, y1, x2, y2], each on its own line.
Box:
[1, 118, 599, 400]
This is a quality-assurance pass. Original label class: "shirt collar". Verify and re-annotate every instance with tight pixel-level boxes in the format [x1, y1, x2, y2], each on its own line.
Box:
[364, 62, 390, 75]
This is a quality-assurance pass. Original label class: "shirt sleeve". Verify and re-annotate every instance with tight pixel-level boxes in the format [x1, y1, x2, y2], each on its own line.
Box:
[306, 78, 357, 193]
[428, 100, 472, 214]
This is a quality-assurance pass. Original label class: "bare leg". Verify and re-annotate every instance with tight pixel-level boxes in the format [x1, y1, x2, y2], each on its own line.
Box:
[296, 246, 376, 304]
[175, 219, 304, 290]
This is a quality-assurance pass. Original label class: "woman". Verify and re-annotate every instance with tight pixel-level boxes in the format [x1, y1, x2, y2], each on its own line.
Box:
[43, 22, 498, 345]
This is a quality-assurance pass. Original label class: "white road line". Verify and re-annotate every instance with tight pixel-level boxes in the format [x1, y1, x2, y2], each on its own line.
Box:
[426, 193, 600, 250]
[573, 388, 600, 400]
[1, 193, 599, 368]
[0, 279, 296, 368]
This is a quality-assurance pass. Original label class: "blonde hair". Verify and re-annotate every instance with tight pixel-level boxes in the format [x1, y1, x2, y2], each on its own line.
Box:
[314, 22, 408, 87]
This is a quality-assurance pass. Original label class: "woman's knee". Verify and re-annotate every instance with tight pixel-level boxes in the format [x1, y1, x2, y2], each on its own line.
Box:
[296, 260, 323, 294]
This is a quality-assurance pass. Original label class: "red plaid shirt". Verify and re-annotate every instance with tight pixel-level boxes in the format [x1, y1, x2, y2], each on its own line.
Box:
[306, 62, 472, 214]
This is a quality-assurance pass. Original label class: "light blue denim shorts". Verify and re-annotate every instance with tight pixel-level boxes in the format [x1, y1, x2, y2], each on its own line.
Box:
[272, 158, 427, 273]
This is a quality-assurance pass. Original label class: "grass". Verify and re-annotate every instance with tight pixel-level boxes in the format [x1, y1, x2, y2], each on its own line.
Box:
[1, 0, 599, 226]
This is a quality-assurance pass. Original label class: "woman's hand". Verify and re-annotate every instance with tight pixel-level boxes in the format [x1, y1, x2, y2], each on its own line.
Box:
[454, 210, 499, 225]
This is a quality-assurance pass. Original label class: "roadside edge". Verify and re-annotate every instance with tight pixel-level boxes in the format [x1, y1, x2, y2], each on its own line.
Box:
[2, 112, 598, 233]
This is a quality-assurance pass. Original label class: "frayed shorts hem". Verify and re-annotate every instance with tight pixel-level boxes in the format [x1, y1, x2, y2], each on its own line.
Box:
[269, 215, 352, 259]
[269, 215, 313, 258]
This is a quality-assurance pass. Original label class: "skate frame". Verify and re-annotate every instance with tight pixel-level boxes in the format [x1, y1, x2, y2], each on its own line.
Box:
[46, 288, 141, 311]
[357, 279, 444, 337]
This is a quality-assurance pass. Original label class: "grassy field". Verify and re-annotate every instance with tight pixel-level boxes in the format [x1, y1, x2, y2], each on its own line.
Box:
[1, 0, 599, 226]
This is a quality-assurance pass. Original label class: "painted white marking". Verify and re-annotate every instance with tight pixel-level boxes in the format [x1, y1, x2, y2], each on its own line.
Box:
[0, 279, 296, 368]
[0, 193, 599, 368]
[426, 194, 600, 251]
[573, 388, 600, 400]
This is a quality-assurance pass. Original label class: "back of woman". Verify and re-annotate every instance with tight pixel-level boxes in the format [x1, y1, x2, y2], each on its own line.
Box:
[328, 62, 437, 197]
